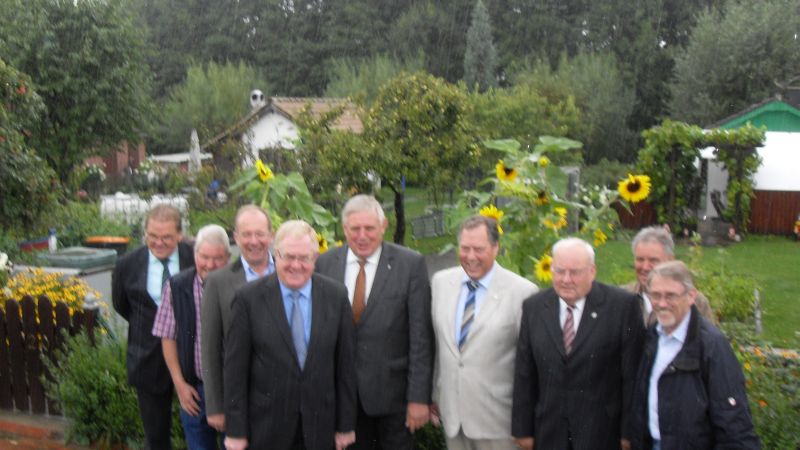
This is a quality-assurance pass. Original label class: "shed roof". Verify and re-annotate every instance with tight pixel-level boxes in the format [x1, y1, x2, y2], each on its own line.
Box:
[706, 97, 800, 132]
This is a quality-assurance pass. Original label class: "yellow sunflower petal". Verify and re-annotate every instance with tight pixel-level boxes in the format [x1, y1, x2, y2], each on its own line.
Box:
[538, 156, 550, 168]
[256, 159, 274, 183]
[618, 173, 651, 203]
[534, 254, 553, 283]
[495, 160, 518, 182]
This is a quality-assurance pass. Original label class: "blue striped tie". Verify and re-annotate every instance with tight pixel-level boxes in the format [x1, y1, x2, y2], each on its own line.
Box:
[290, 291, 307, 370]
[459, 280, 479, 350]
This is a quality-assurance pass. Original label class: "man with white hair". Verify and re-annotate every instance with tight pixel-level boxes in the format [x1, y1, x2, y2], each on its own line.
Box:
[153, 224, 231, 449]
[512, 237, 645, 450]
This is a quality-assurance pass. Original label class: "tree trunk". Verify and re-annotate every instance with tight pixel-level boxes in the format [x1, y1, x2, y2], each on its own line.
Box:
[393, 188, 406, 244]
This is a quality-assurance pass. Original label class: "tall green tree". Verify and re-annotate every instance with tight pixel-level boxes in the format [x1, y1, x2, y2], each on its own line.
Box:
[0, 0, 151, 184]
[324, 52, 425, 105]
[463, 0, 498, 92]
[155, 61, 265, 153]
[363, 72, 479, 243]
[669, 0, 800, 125]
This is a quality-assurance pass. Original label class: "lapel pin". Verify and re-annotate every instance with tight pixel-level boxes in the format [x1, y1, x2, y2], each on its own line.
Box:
[387, 264, 392, 270]
[728, 397, 736, 406]
[591, 312, 597, 319]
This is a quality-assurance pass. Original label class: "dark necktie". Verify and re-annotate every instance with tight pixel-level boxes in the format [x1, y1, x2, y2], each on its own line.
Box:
[160, 258, 171, 286]
[563, 305, 576, 354]
[458, 280, 479, 350]
[352, 258, 366, 323]
[290, 291, 307, 370]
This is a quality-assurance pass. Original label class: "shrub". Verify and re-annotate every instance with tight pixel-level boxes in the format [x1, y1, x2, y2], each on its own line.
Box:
[0, 268, 98, 315]
[414, 423, 446, 450]
[43, 332, 145, 448]
[41, 201, 132, 248]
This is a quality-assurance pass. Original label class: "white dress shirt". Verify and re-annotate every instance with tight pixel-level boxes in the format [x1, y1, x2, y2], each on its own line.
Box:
[344, 246, 382, 305]
[559, 297, 586, 334]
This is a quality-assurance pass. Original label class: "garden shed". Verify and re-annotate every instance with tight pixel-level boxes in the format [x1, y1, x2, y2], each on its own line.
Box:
[701, 97, 800, 234]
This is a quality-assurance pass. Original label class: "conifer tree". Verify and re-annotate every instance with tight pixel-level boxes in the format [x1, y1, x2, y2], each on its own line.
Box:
[463, 0, 497, 92]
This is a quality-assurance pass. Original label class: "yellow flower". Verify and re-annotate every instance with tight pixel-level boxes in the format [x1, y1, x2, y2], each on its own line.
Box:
[335, 240, 344, 247]
[479, 204, 505, 234]
[543, 208, 567, 230]
[593, 229, 608, 247]
[617, 174, 651, 203]
[256, 159, 274, 183]
[534, 190, 550, 206]
[495, 160, 518, 182]
[758, 399, 768, 408]
[744, 362, 751, 372]
[317, 233, 329, 253]
[534, 254, 552, 283]
[538, 156, 550, 168]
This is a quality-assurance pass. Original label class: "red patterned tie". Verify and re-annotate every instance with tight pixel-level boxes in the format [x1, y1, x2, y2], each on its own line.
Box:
[563, 305, 576, 354]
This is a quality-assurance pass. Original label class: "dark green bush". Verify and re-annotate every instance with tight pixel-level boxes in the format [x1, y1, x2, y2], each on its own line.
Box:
[414, 423, 446, 450]
[42, 201, 132, 248]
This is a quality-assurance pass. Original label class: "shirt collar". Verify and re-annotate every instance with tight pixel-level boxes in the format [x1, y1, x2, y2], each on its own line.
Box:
[279, 279, 312, 300]
[148, 248, 178, 265]
[656, 309, 692, 343]
[461, 262, 497, 289]
[346, 245, 382, 265]
[559, 297, 586, 312]
[240, 252, 274, 276]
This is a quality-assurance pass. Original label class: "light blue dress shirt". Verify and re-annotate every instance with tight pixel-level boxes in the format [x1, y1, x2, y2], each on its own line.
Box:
[147, 250, 179, 306]
[280, 280, 312, 344]
[454, 263, 497, 343]
[648, 310, 692, 440]
[241, 252, 275, 282]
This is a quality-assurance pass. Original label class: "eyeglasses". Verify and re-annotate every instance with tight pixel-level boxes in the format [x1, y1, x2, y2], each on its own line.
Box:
[648, 291, 688, 302]
[552, 267, 590, 278]
[276, 250, 315, 264]
[146, 233, 177, 244]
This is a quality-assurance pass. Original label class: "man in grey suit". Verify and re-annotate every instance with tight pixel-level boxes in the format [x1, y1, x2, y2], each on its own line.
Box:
[315, 194, 434, 449]
[201, 205, 275, 432]
[512, 238, 644, 450]
[431, 216, 538, 450]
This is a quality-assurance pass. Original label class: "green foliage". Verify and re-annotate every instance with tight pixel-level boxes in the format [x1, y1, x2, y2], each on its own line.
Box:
[581, 159, 635, 189]
[42, 201, 132, 248]
[635, 120, 705, 231]
[0, 0, 152, 184]
[155, 61, 266, 154]
[325, 52, 426, 105]
[669, 0, 800, 125]
[42, 332, 144, 448]
[705, 125, 765, 233]
[413, 423, 446, 450]
[463, 0, 497, 92]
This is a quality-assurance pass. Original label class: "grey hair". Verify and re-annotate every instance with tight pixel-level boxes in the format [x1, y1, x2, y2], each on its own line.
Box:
[552, 237, 595, 264]
[459, 215, 500, 246]
[631, 226, 674, 256]
[235, 204, 272, 232]
[342, 194, 385, 225]
[646, 260, 695, 292]
[194, 224, 231, 255]
[274, 220, 318, 253]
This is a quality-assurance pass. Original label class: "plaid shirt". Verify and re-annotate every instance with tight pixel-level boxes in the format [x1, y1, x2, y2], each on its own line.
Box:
[152, 273, 204, 381]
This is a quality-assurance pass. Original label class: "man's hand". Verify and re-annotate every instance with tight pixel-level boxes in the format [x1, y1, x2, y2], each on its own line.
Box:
[207, 413, 225, 432]
[429, 402, 441, 427]
[335, 431, 355, 450]
[620, 438, 631, 450]
[175, 380, 201, 416]
[514, 437, 534, 450]
[404, 402, 430, 432]
[224, 436, 248, 450]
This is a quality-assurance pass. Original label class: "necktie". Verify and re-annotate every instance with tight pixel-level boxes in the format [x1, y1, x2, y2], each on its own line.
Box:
[290, 291, 307, 370]
[563, 305, 576, 355]
[160, 258, 171, 286]
[352, 258, 366, 323]
[458, 280, 479, 350]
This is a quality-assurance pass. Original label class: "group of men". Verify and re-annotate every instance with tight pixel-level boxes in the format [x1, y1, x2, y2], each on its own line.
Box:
[113, 196, 759, 450]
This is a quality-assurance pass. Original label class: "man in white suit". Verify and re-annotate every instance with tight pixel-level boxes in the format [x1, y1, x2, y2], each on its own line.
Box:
[431, 215, 539, 450]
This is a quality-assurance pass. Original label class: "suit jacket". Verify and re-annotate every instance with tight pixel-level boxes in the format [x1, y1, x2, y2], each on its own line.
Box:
[431, 264, 539, 440]
[112, 242, 194, 391]
[315, 242, 434, 415]
[224, 273, 357, 449]
[201, 258, 247, 416]
[512, 282, 645, 450]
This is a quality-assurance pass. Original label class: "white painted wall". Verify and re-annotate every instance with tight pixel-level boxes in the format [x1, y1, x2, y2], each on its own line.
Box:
[241, 112, 299, 164]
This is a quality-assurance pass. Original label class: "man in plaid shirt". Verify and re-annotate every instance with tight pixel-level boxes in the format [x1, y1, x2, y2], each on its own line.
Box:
[153, 224, 231, 449]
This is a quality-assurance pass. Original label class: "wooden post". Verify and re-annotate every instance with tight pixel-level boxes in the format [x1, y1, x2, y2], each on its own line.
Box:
[754, 288, 762, 336]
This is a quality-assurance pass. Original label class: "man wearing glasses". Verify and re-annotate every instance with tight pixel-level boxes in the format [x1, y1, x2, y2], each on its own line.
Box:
[223, 220, 357, 450]
[629, 261, 758, 450]
[113, 203, 194, 449]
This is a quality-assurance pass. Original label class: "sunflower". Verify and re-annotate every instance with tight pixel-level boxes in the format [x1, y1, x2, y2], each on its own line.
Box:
[593, 229, 608, 247]
[495, 160, 518, 182]
[617, 174, 651, 203]
[479, 204, 505, 234]
[534, 254, 552, 283]
[534, 189, 550, 206]
[256, 159, 274, 183]
[538, 156, 550, 168]
[543, 207, 567, 230]
[317, 233, 329, 253]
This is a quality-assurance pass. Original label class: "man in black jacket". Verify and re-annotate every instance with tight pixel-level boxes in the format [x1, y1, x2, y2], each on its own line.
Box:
[153, 224, 230, 449]
[630, 261, 759, 450]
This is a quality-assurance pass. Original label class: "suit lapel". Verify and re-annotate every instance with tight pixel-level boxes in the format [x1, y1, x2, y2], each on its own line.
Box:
[362, 243, 394, 323]
[263, 276, 298, 365]
[542, 291, 567, 358]
[134, 247, 149, 291]
[468, 269, 505, 340]
[305, 275, 324, 370]
[571, 282, 604, 355]
[443, 272, 462, 357]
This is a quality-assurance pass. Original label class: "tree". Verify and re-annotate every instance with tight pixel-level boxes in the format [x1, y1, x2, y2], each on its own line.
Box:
[669, 0, 800, 125]
[155, 61, 266, 154]
[324, 53, 425, 105]
[463, 0, 498, 92]
[363, 72, 479, 243]
[0, 0, 151, 184]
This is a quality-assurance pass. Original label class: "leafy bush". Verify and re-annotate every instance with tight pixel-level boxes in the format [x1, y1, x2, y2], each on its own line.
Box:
[686, 239, 757, 322]
[43, 332, 145, 448]
[414, 423, 446, 450]
[41, 201, 132, 248]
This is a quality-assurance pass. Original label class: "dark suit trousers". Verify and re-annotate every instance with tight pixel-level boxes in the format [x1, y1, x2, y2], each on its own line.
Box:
[136, 387, 173, 450]
[350, 401, 412, 450]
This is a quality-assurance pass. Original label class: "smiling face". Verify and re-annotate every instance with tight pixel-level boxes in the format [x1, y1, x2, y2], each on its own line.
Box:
[234, 209, 273, 269]
[458, 225, 498, 280]
[343, 210, 388, 259]
[551, 243, 596, 304]
[145, 218, 182, 260]
[275, 234, 318, 290]
[648, 275, 696, 335]
[194, 241, 230, 280]
[634, 241, 671, 287]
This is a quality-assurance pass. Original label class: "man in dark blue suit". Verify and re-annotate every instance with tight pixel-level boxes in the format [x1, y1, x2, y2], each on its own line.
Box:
[113, 204, 194, 449]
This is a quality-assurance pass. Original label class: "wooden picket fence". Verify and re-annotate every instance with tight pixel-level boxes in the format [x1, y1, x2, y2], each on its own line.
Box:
[0, 295, 98, 416]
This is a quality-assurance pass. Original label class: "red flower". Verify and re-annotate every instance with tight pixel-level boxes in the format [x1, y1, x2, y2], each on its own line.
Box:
[16, 83, 27, 95]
